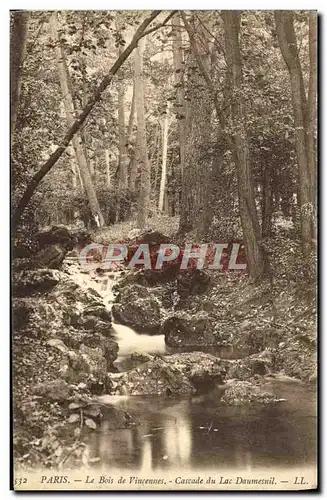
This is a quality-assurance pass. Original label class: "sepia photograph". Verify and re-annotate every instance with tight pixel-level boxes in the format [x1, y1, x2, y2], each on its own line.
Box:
[11, 8, 317, 491]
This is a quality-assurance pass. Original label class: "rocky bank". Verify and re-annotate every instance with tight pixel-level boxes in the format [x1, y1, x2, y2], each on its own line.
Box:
[13, 226, 316, 469]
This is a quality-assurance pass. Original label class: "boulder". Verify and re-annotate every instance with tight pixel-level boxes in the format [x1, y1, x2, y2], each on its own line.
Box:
[12, 258, 34, 272]
[12, 298, 34, 331]
[48, 338, 112, 393]
[134, 231, 170, 245]
[12, 296, 59, 338]
[223, 349, 276, 381]
[12, 269, 63, 297]
[117, 264, 181, 288]
[33, 244, 68, 269]
[177, 269, 211, 298]
[110, 352, 226, 396]
[112, 284, 164, 334]
[32, 380, 74, 402]
[221, 380, 277, 406]
[83, 304, 111, 322]
[37, 226, 75, 250]
[162, 311, 232, 347]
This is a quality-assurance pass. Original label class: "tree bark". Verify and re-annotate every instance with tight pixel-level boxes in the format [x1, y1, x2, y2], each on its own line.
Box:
[274, 11, 315, 256]
[104, 150, 111, 188]
[307, 12, 317, 225]
[158, 106, 170, 212]
[10, 11, 29, 137]
[127, 80, 136, 141]
[50, 11, 105, 226]
[172, 15, 187, 229]
[116, 18, 129, 190]
[222, 11, 266, 280]
[179, 14, 214, 237]
[12, 10, 164, 229]
[135, 38, 150, 228]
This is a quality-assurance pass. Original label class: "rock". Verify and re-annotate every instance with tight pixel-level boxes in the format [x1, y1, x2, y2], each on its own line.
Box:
[71, 229, 92, 250]
[111, 358, 195, 396]
[33, 244, 68, 269]
[221, 380, 277, 406]
[101, 405, 136, 429]
[33, 380, 74, 402]
[135, 231, 170, 245]
[12, 258, 34, 272]
[223, 349, 276, 381]
[55, 342, 112, 394]
[12, 296, 58, 338]
[165, 351, 226, 390]
[233, 325, 281, 355]
[117, 265, 181, 288]
[12, 298, 34, 331]
[37, 226, 75, 250]
[12, 269, 63, 297]
[83, 304, 111, 322]
[162, 311, 231, 347]
[110, 352, 226, 396]
[112, 284, 164, 334]
[177, 269, 211, 298]
[275, 334, 317, 383]
[47, 338, 69, 354]
[130, 352, 154, 363]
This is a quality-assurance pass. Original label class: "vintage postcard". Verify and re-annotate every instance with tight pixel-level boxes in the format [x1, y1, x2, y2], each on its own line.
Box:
[11, 9, 317, 491]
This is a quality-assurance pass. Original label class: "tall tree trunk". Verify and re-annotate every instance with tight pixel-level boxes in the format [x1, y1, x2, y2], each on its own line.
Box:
[274, 11, 315, 256]
[50, 12, 105, 226]
[179, 14, 214, 237]
[10, 11, 29, 137]
[222, 11, 266, 280]
[127, 80, 136, 140]
[135, 38, 150, 228]
[79, 56, 94, 179]
[172, 15, 187, 230]
[104, 150, 111, 188]
[307, 12, 317, 228]
[158, 106, 170, 213]
[116, 22, 128, 190]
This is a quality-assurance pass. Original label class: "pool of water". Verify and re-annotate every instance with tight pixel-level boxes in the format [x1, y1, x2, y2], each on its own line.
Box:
[90, 381, 316, 472]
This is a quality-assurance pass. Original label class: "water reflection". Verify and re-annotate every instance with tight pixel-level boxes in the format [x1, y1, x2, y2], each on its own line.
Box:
[90, 383, 316, 472]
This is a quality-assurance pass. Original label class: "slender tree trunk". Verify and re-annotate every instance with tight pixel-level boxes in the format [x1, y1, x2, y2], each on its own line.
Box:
[127, 80, 136, 140]
[116, 25, 128, 189]
[50, 12, 105, 226]
[274, 11, 315, 256]
[70, 159, 77, 190]
[104, 150, 111, 188]
[10, 11, 29, 137]
[117, 81, 128, 188]
[172, 15, 187, 230]
[223, 11, 266, 280]
[135, 38, 150, 228]
[307, 12, 317, 229]
[152, 123, 161, 190]
[79, 56, 94, 178]
[158, 107, 170, 212]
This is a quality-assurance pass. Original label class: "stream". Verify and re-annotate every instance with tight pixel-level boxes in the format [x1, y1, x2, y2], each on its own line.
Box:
[70, 262, 317, 474]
